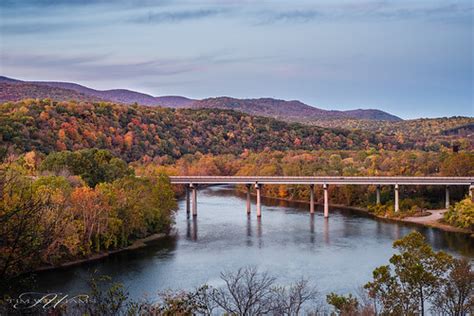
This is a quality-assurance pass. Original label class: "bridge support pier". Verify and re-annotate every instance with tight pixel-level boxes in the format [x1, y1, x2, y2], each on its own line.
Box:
[310, 184, 315, 214]
[470, 184, 474, 202]
[186, 185, 190, 216]
[191, 184, 197, 217]
[394, 184, 399, 212]
[255, 183, 262, 217]
[246, 184, 251, 215]
[376, 185, 381, 205]
[445, 186, 450, 209]
[323, 184, 329, 218]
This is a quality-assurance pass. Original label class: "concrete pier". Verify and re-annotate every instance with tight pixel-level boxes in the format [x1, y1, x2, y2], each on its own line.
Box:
[191, 184, 197, 217]
[470, 184, 473, 201]
[323, 184, 329, 218]
[185, 185, 190, 216]
[376, 185, 381, 205]
[255, 183, 262, 217]
[445, 186, 450, 209]
[246, 184, 251, 215]
[394, 184, 399, 212]
[310, 184, 315, 214]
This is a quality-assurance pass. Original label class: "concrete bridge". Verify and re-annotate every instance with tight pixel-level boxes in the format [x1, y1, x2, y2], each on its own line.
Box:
[169, 176, 474, 218]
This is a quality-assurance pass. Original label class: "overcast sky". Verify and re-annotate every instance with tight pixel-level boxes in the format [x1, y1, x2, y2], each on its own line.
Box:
[0, 0, 472, 119]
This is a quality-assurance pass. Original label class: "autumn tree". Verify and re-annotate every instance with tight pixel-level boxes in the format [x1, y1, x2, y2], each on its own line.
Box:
[432, 258, 473, 315]
[40, 149, 133, 187]
[364, 231, 452, 315]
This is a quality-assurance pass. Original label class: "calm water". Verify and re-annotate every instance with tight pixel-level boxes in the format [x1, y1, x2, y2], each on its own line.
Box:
[30, 185, 473, 298]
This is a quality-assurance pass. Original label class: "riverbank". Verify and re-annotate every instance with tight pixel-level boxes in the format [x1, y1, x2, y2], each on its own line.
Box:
[240, 189, 473, 236]
[34, 230, 176, 273]
[402, 210, 473, 234]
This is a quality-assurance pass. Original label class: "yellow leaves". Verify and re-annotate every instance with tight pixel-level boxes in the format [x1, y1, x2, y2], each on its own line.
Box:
[24, 151, 40, 172]
[278, 185, 287, 198]
[124, 131, 133, 149]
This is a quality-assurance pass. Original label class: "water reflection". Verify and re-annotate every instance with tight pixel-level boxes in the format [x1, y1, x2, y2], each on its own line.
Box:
[192, 217, 198, 241]
[324, 218, 329, 245]
[257, 217, 263, 248]
[185, 216, 198, 241]
[246, 215, 252, 247]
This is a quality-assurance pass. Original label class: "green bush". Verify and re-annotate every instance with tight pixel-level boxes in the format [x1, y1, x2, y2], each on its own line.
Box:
[444, 198, 474, 230]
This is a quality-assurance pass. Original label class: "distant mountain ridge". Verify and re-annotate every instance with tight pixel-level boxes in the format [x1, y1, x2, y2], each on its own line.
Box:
[190, 97, 400, 121]
[0, 76, 402, 121]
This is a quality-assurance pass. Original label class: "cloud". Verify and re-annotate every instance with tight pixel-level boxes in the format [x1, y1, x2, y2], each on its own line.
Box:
[0, 21, 80, 34]
[256, 10, 322, 25]
[131, 8, 225, 24]
[0, 51, 265, 83]
[0, 0, 170, 8]
[1, 53, 202, 80]
[251, 1, 473, 25]
[334, 1, 473, 20]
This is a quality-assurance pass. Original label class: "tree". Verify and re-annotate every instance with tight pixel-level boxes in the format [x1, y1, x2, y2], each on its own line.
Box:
[271, 279, 320, 315]
[364, 231, 452, 315]
[212, 266, 276, 315]
[0, 167, 60, 285]
[326, 292, 360, 316]
[432, 258, 473, 316]
[210, 266, 320, 315]
[440, 153, 474, 177]
[40, 149, 133, 187]
[444, 198, 474, 230]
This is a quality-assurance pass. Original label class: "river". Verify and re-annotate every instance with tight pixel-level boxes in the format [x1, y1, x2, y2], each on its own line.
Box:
[30, 185, 473, 299]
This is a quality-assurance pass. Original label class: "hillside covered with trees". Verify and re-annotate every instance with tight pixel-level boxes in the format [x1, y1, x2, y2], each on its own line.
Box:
[312, 117, 474, 151]
[0, 99, 405, 162]
[1, 99, 471, 164]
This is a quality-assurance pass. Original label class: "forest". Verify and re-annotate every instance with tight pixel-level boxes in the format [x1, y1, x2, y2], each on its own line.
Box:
[1, 99, 472, 164]
[311, 117, 473, 151]
[0, 149, 176, 285]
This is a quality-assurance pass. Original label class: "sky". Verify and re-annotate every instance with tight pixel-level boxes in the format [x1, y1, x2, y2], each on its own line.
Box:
[0, 0, 473, 119]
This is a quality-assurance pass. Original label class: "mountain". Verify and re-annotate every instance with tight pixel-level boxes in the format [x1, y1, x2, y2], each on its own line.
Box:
[155, 96, 195, 107]
[188, 97, 402, 121]
[0, 82, 104, 103]
[343, 109, 402, 121]
[30, 81, 161, 106]
[0, 76, 402, 121]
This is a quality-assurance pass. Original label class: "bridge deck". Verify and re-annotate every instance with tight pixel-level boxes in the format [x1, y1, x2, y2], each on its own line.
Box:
[169, 176, 473, 186]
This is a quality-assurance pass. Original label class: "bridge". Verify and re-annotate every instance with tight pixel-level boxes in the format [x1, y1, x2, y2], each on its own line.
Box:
[170, 176, 474, 218]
